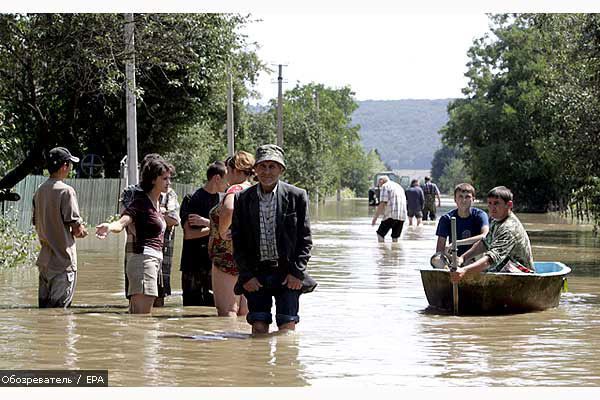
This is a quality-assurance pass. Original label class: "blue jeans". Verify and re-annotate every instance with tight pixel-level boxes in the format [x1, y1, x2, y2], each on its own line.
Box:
[245, 273, 301, 327]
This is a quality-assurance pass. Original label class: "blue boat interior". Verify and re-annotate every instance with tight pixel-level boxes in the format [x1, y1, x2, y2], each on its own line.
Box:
[533, 261, 570, 275]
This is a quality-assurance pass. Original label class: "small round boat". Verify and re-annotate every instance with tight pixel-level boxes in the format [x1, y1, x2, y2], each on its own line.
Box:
[420, 262, 571, 315]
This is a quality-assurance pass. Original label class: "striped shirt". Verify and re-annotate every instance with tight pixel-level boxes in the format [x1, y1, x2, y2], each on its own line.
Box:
[257, 183, 278, 261]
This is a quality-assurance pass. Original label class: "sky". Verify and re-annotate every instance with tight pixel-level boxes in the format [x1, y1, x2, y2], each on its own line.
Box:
[241, 13, 491, 103]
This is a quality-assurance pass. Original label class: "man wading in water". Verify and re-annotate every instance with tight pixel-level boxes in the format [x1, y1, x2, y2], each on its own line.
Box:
[231, 144, 315, 335]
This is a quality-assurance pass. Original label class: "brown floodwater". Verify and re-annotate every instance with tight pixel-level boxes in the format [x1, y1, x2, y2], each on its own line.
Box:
[1, 198, 599, 386]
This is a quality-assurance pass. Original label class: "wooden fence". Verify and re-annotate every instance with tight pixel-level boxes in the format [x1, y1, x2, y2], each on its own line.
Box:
[5, 175, 197, 231]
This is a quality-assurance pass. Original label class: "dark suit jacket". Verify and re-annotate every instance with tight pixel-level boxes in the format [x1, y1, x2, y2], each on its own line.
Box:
[231, 181, 312, 285]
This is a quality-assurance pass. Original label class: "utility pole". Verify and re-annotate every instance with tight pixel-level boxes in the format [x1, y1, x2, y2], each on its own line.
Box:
[124, 13, 138, 185]
[226, 70, 234, 157]
[314, 89, 320, 206]
[276, 64, 285, 147]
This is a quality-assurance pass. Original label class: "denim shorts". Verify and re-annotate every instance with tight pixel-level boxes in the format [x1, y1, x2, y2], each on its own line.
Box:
[245, 273, 301, 327]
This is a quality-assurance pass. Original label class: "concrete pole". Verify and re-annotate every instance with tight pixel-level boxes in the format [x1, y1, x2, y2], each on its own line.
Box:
[276, 64, 283, 147]
[124, 13, 138, 185]
[226, 71, 234, 157]
[314, 89, 320, 205]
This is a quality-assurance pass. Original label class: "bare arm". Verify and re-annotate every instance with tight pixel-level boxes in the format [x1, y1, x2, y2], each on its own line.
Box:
[436, 236, 447, 253]
[371, 201, 387, 225]
[183, 219, 209, 240]
[450, 240, 490, 283]
[164, 215, 179, 228]
[454, 224, 489, 247]
[95, 215, 132, 238]
[218, 193, 235, 240]
[450, 253, 492, 283]
[460, 240, 486, 263]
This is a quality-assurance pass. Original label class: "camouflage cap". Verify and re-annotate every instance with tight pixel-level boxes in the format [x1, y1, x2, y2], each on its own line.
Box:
[255, 144, 285, 168]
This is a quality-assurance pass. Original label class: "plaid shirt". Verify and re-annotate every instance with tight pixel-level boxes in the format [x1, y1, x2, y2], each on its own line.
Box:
[160, 188, 180, 270]
[380, 180, 408, 221]
[257, 183, 278, 261]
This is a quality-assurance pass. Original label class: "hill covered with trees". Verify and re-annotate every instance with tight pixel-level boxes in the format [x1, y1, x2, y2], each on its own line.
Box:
[352, 99, 452, 169]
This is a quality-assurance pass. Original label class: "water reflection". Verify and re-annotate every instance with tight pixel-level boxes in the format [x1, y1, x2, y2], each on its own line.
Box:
[1, 198, 599, 386]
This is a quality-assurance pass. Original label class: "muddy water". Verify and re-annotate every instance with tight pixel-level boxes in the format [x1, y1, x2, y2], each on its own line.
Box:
[1, 198, 599, 386]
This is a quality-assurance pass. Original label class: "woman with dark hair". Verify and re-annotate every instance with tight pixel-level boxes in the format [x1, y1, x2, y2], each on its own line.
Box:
[96, 158, 175, 314]
[208, 151, 255, 317]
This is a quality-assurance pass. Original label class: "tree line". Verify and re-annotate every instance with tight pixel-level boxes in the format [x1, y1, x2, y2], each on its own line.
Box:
[432, 13, 600, 230]
[0, 13, 384, 200]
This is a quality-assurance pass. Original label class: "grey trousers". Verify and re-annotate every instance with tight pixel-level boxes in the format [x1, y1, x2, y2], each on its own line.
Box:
[38, 268, 77, 308]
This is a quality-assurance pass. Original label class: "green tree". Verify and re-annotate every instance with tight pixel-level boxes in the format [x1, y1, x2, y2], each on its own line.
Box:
[438, 158, 472, 194]
[0, 13, 264, 185]
[441, 14, 559, 211]
[242, 83, 374, 199]
[431, 144, 459, 184]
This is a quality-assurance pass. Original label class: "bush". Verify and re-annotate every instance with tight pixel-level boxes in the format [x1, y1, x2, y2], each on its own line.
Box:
[0, 209, 38, 269]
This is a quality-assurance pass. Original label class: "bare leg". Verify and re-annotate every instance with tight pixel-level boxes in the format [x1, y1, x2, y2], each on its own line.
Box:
[417, 217, 423, 226]
[377, 234, 384, 243]
[129, 294, 155, 314]
[408, 216, 414, 226]
[153, 297, 164, 307]
[212, 264, 247, 317]
[278, 322, 296, 332]
[252, 321, 269, 335]
[239, 295, 248, 317]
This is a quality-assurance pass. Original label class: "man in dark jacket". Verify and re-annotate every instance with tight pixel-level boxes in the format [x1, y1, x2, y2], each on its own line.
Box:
[231, 144, 313, 334]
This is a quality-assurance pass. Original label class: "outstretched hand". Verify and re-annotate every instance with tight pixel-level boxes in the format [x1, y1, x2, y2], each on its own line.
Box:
[95, 223, 110, 239]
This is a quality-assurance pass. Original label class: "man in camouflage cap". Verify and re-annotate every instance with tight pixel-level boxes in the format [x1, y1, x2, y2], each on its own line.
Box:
[231, 144, 314, 334]
[450, 186, 535, 283]
[254, 143, 286, 168]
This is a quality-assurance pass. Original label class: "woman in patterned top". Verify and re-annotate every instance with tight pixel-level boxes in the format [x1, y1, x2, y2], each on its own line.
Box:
[208, 151, 255, 317]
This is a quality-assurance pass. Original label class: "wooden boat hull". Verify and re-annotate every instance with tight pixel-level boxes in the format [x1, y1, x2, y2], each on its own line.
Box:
[420, 262, 571, 315]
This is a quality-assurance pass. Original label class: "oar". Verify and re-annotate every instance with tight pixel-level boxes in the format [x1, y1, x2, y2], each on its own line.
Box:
[450, 217, 459, 315]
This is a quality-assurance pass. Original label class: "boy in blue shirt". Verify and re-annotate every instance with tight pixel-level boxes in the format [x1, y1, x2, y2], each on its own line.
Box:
[435, 183, 489, 258]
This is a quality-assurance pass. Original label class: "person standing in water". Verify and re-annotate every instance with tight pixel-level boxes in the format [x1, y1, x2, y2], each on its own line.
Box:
[33, 147, 87, 308]
[96, 158, 175, 314]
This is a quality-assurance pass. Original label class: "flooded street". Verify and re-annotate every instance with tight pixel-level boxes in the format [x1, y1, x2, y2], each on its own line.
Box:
[1, 198, 600, 386]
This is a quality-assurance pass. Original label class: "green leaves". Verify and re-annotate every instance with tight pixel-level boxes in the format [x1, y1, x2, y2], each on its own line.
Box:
[0, 209, 38, 269]
[0, 13, 265, 180]
[241, 83, 374, 198]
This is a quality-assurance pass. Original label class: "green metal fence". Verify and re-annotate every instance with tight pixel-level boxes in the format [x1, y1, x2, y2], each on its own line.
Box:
[6, 176, 198, 231]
